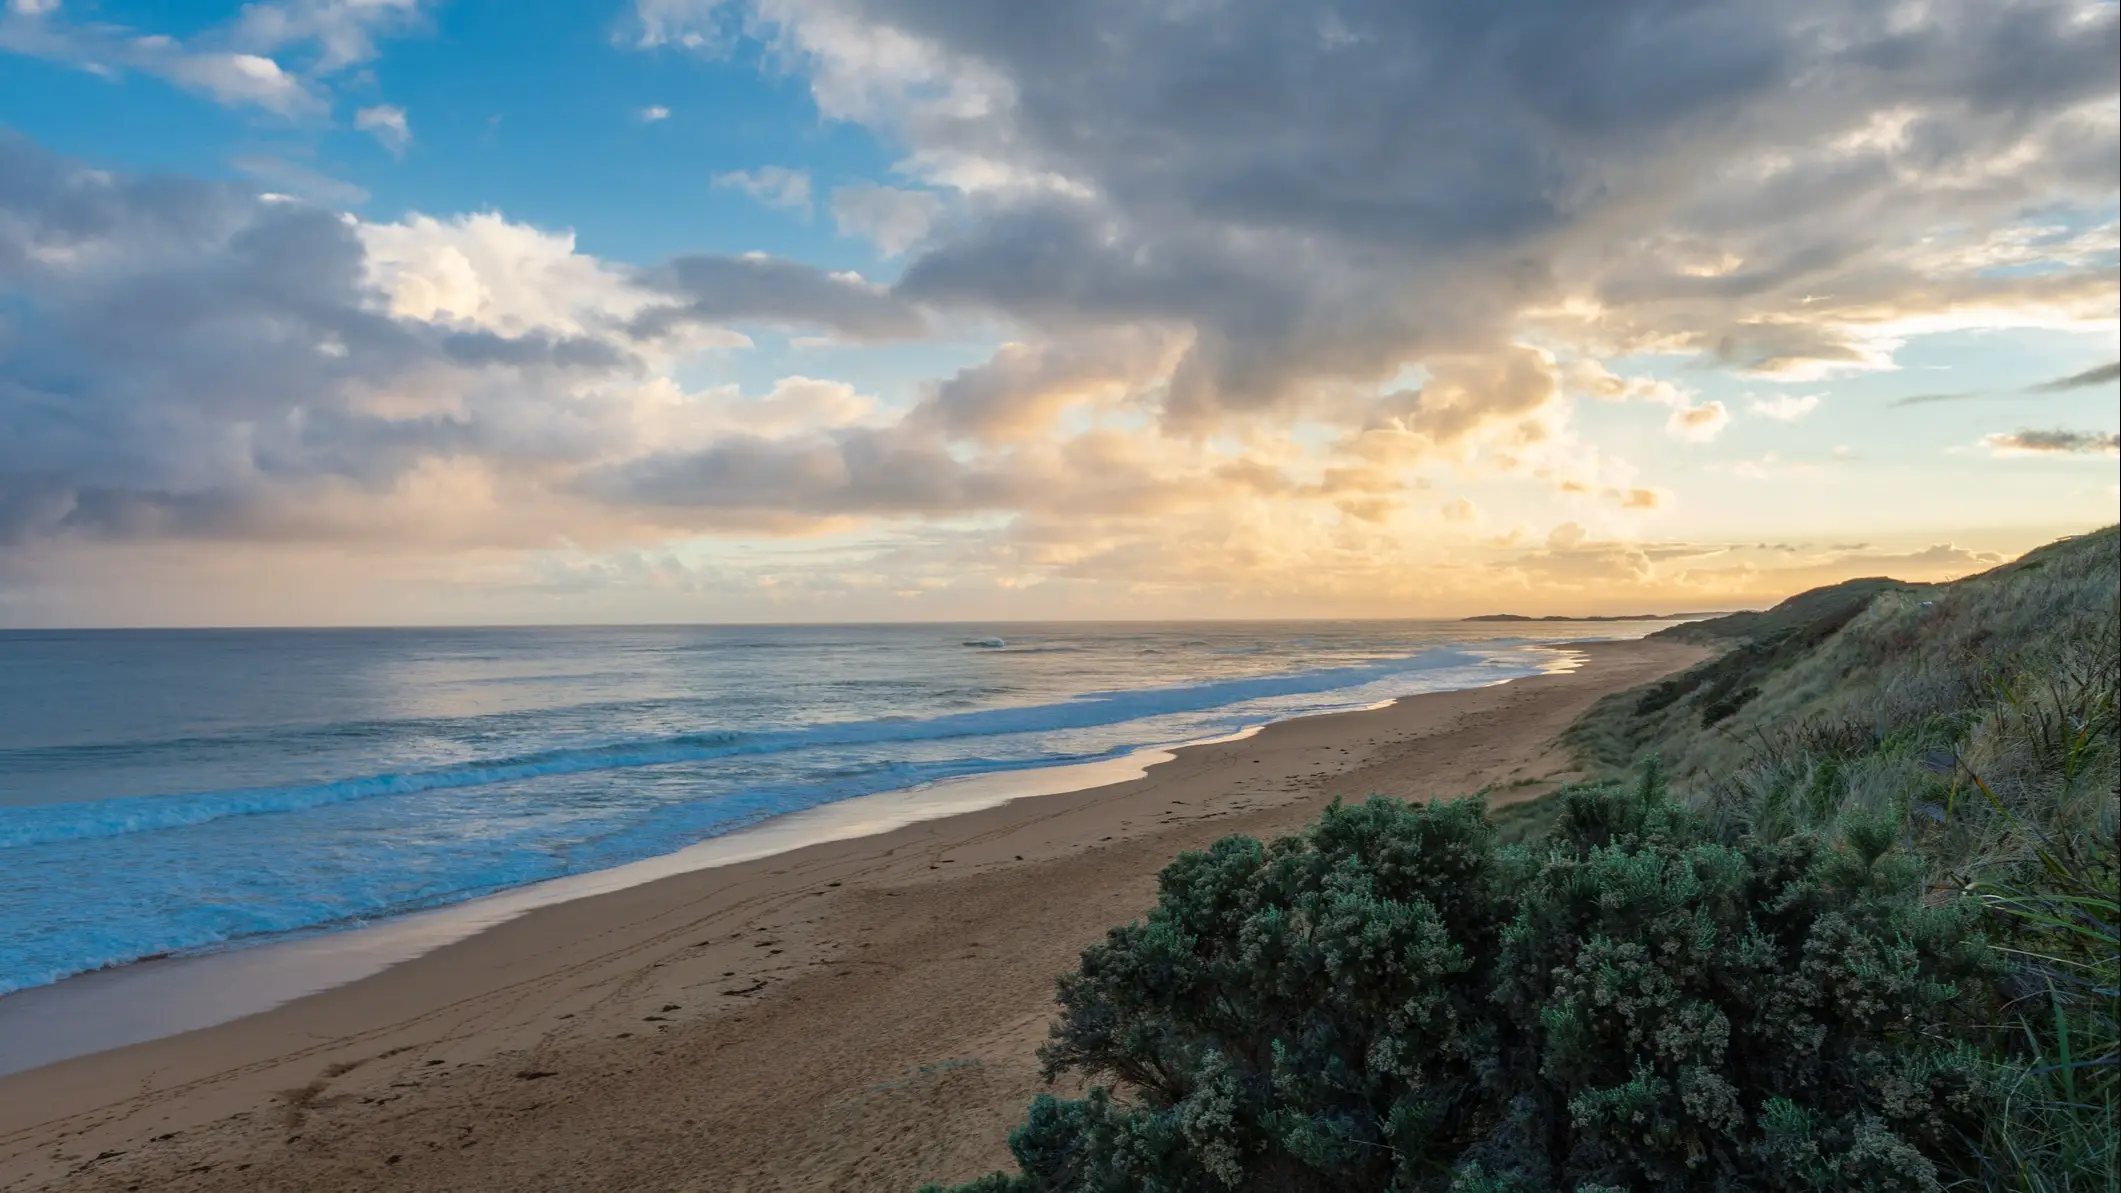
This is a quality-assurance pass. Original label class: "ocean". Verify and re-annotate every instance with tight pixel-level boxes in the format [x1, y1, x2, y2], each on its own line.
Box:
[0, 621, 1666, 999]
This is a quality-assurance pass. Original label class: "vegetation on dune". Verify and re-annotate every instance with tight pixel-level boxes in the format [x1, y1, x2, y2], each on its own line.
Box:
[1570, 527, 2116, 793]
[926, 780, 1998, 1192]
[1648, 578, 1925, 648]
[1579, 526, 2120, 1189]
[927, 527, 2118, 1193]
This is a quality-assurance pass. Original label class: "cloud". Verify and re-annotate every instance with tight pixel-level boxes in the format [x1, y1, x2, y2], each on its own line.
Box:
[579, 426, 1013, 520]
[628, 253, 926, 341]
[356, 212, 662, 337]
[1665, 399, 1730, 442]
[911, 329, 1181, 442]
[654, 0, 2117, 435]
[0, 149, 580, 542]
[831, 184, 943, 257]
[0, 135, 939, 551]
[1981, 429, 2121, 455]
[7, 0, 2121, 620]
[2026, 360, 2120, 392]
[1565, 360, 1687, 406]
[1441, 497, 1477, 523]
[231, 155, 370, 207]
[1, 0, 429, 113]
[638, 104, 671, 122]
[158, 50, 316, 114]
[1341, 344, 1568, 465]
[712, 166, 813, 214]
[1894, 361, 2119, 406]
[630, 0, 733, 50]
[355, 104, 412, 154]
[692, 376, 883, 436]
[1747, 393, 1821, 421]
[228, 0, 427, 74]
[1505, 534, 2009, 601]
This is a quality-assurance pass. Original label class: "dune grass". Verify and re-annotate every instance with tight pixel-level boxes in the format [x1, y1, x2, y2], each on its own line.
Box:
[921, 528, 2118, 1192]
[1580, 525, 2120, 1191]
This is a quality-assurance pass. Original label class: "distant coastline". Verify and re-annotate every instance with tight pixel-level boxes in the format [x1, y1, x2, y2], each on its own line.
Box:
[1462, 611, 1738, 623]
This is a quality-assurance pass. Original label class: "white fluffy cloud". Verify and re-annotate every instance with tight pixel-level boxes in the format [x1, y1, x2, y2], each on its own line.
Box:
[357, 213, 655, 336]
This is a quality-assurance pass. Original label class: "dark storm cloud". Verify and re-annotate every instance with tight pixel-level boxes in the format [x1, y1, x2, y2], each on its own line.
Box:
[706, 0, 2118, 424]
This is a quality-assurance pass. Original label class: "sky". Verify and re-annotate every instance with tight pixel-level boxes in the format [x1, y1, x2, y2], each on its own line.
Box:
[0, 0, 2116, 627]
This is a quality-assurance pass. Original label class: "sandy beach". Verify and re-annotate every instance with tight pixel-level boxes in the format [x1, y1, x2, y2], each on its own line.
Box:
[0, 637, 1705, 1193]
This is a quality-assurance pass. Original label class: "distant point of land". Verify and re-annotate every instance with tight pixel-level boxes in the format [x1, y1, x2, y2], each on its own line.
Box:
[1461, 611, 1738, 623]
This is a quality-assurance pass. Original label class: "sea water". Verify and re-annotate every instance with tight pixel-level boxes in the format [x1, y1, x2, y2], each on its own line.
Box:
[0, 621, 1667, 997]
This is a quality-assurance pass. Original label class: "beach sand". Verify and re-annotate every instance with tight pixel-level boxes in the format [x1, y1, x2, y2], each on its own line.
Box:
[0, 637, 1706, 1193]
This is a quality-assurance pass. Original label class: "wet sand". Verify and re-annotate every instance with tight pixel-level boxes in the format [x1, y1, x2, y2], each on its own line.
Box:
[0, 637, 1705, 1192]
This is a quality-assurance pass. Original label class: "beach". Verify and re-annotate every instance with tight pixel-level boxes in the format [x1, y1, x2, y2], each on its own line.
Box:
[0, 637, 1705, 1192]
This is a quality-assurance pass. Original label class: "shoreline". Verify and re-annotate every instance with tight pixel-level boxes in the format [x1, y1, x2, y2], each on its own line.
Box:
[0, 641, 1580, 1071]
[0, 634, 1572, 1012]
[0, 637, 1707, 1192]
[0, 734, 1233, 1077]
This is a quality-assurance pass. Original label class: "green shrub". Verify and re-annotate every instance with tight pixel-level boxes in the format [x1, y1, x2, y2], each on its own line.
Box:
[926, 775, 1999, 1193]
[924, 528, 2116, 1192]
[1566, 525, 2120, 1189]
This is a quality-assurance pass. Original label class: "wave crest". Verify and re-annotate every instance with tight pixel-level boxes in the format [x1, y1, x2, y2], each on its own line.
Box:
[0, 647, 1490, 850]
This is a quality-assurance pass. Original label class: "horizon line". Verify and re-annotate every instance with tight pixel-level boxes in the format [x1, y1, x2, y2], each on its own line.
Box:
[0, 611, 1750, 634]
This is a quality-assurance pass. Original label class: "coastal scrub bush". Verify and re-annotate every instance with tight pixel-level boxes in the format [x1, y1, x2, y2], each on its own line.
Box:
[927, 529, 2117, 1192]
[1692, 541, 2118, 1189]
[1560, 526, 2120, 1188]
[925, 770, 1999, 1193]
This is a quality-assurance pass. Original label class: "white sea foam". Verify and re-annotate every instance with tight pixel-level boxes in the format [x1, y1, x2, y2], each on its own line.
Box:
[0, 623, 1627, 998]
[0, 649, 1484, 850]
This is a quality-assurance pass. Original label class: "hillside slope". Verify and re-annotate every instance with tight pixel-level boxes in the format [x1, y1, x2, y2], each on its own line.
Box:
[930, 527, 2118, 1193]
[1647, 576, 1921, 644]
[1567, 528, 2115, 796]
[1558, 525, 2118, 1188]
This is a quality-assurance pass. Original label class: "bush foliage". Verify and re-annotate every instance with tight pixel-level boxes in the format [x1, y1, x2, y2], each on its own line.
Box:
[927, 527, 2118, 1192]
[928, 771, 1999, 1193]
